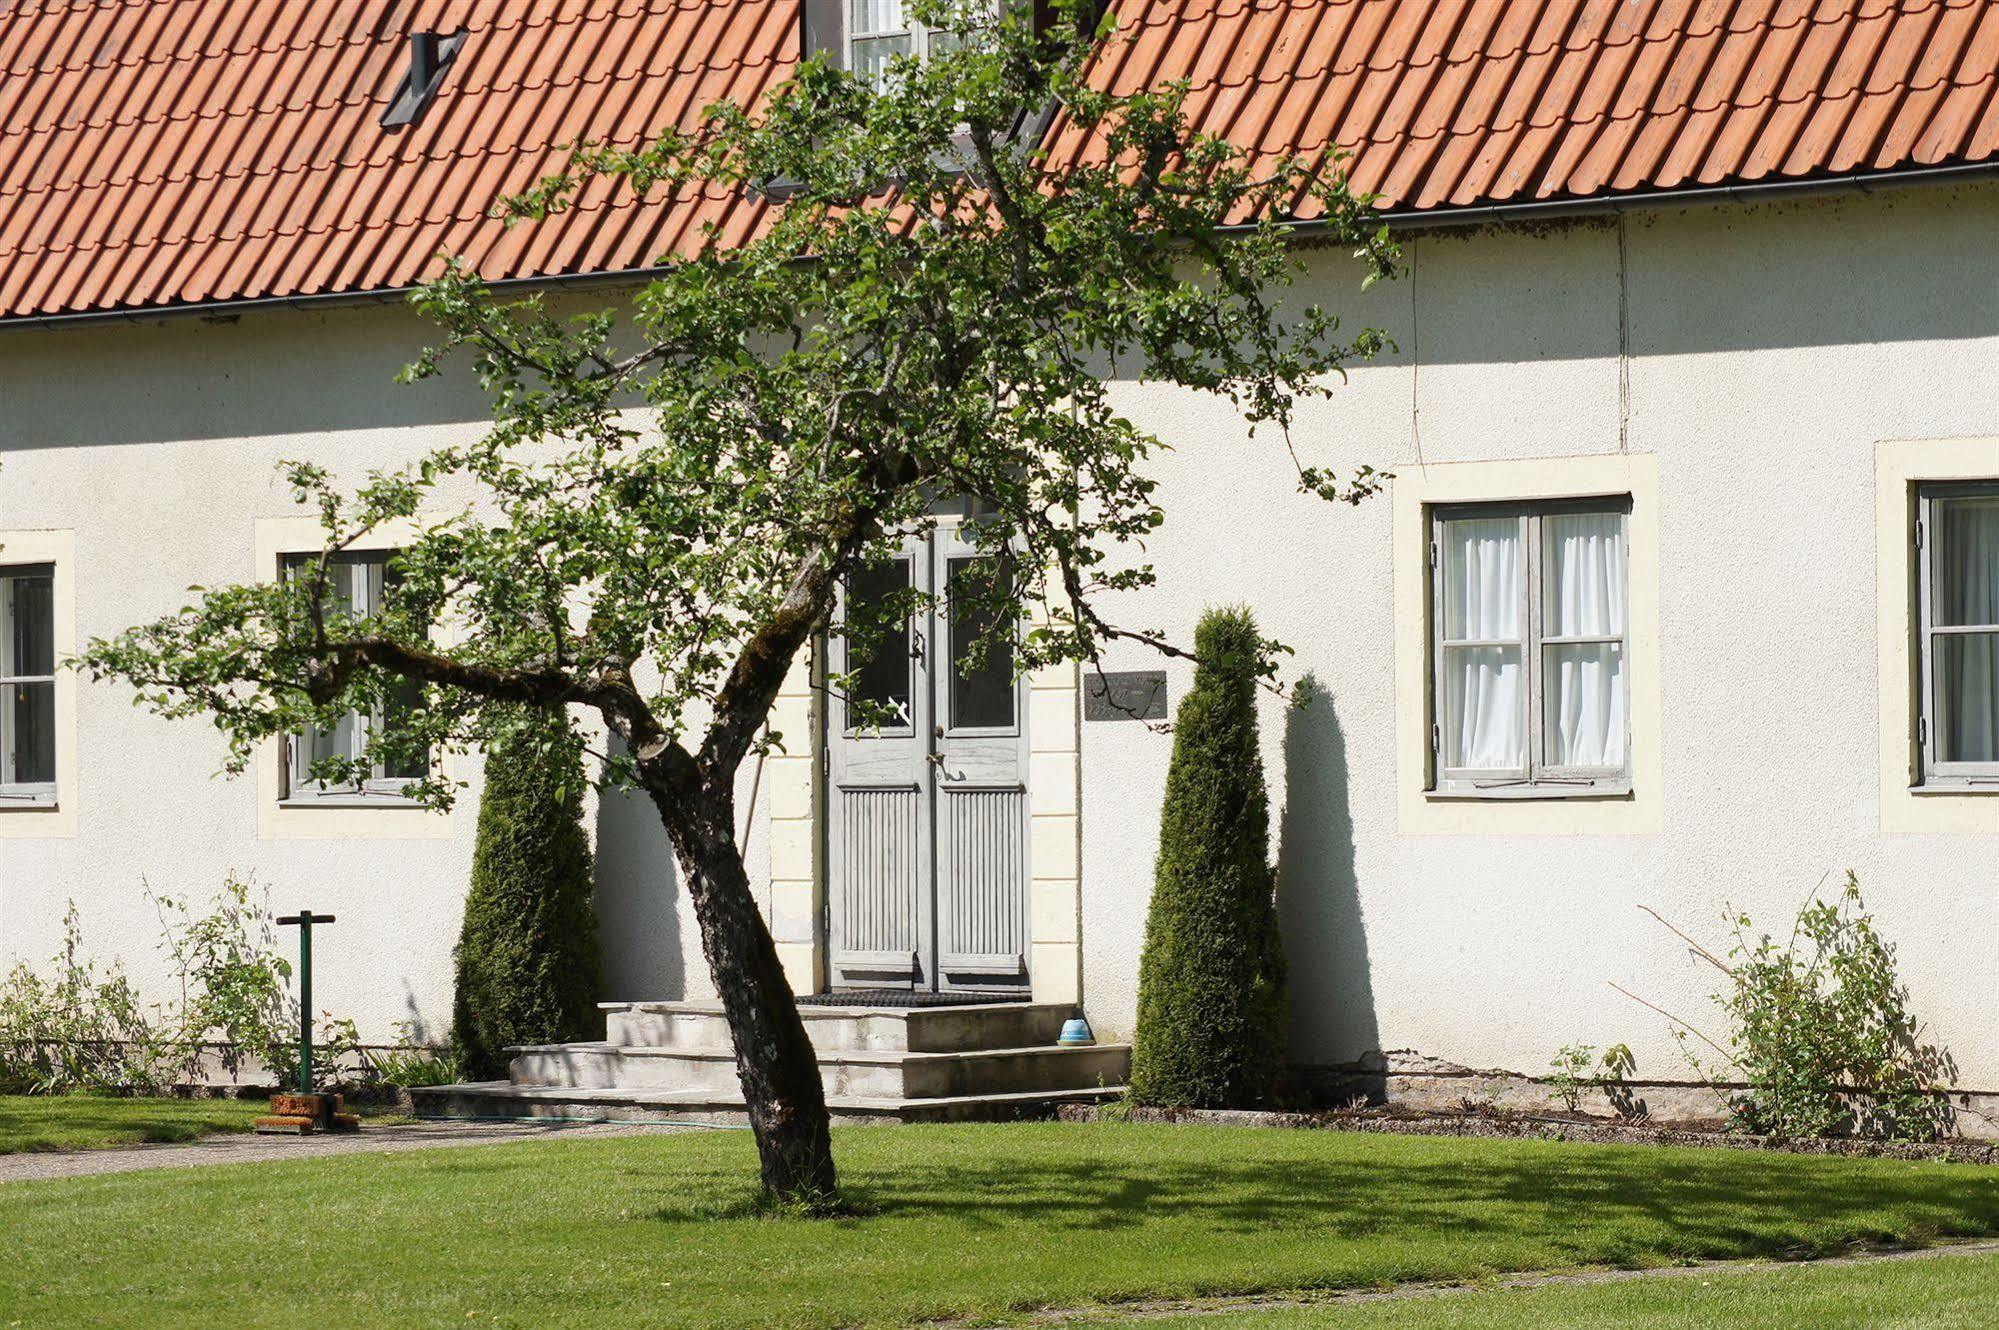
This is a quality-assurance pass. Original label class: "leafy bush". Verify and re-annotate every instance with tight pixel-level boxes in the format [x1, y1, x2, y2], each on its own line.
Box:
[1128, 607, 1289, 1109]
[0, 904, 173, 1094]
[451, 714, 603, 1080]
[0, 876, 359, 1095]
[1658, 872, 1952, 1141]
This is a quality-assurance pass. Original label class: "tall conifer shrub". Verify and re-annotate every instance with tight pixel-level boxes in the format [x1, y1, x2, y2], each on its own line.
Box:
[1129, 607, 1288, 1108]
[451, 715, 603, 1080]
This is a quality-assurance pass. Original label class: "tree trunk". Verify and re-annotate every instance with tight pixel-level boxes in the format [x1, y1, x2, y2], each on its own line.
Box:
[645, 772, 837, 1205]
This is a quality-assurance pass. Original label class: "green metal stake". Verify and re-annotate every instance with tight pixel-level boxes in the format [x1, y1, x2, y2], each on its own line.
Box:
[276, 911, 335, 1096]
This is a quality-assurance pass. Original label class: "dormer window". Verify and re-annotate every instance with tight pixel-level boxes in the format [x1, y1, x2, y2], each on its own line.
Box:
[847, 1, 949, 85]
[803, 0, 987, 85]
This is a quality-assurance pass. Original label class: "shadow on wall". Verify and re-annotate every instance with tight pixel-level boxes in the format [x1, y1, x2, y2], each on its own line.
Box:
[1275, 674, 1380, 1081]
[593, 771, 687, 1003]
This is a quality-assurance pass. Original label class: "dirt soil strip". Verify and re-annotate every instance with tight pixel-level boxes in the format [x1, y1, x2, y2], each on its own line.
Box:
[0, 1120, 701, 1184]
[951, 1240, 1999, 1326]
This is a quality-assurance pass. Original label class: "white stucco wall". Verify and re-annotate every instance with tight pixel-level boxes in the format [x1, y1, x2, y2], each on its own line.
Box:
[1079, 181, 1999, 1092]
[3, 181, 1995, 1094]
[0, 299, 756, 1041]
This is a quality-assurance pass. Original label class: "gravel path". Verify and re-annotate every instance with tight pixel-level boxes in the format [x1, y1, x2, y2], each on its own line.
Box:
[0, 1120, 704, 1184]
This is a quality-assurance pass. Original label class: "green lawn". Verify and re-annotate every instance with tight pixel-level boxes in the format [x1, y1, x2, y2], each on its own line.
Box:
[1164, 1252, 1999, 1329]
[0, 1094, 264, 1153]
[2, 1122, 1997, 1328]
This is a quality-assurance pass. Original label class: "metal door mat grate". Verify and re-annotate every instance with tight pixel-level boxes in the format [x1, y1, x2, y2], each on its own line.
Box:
[797, 989, 1022, 1008]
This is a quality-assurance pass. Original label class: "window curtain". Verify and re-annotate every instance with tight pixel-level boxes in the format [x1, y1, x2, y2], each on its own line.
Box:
[1936, 499, 1999, 762]
[1542, 513, 1627, 767]
[1441, 517, 1522, 769]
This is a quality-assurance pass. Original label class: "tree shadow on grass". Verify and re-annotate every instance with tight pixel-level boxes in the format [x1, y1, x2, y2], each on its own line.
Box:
[633, 1133, 1999, 1263]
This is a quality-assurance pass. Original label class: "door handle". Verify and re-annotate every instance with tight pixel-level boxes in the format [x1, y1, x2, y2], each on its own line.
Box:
[926, 752, 946, 767]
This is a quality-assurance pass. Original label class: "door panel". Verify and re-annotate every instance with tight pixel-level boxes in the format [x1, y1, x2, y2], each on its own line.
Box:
[824, 520, 1031, 994]
[937, 786, 1028, 978]
[826, 545, 933, 988]
[930, 526, 1030, 990]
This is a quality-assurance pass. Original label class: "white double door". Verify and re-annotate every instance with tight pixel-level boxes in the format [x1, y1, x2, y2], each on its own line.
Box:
[824, 520, 1030, 995]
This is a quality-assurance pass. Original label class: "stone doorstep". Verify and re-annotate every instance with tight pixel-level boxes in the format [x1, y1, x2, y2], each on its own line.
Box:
[509, 1040, 1133, 1100]
[599, 999, 1078, 1054]
[411, 1080, 1124, 1126]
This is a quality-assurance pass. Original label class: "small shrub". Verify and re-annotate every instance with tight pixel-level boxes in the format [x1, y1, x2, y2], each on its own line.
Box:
[1547, 1044, 1596, 1113]
[367, 1020, 463, 1088]
[1652, 872, 1952, 1141]
[1128, 607, 1288, 1110]
[1547, 1042, 1641, 1118]
[451, 713, 604, 1080]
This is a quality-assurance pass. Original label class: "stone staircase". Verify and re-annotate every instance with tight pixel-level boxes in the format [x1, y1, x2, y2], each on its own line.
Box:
[412, 999, 1130, 1124]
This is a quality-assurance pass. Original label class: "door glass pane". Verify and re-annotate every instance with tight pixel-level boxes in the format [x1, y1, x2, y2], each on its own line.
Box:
[1543, 642, 1626, 767]
[948, 556, 1014, 730]
[1441, 517, 1520, 640]
[1441, 644, 1522, 770]
[1542, 512, 1626, 636]
[1936, 631, 1999, 763]
[1935, 497, 1999, 627]
[5, 680, 53, 785]
[846, 557, 913, 730]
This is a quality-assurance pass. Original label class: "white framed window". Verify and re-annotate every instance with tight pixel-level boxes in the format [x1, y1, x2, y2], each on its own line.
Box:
[1916, 482, 1999, 787]
[0, 563, 57, 805]
[279, 551, 427, 804]
[845, 0, 961, 84]
[1429, 497, 1631, 797]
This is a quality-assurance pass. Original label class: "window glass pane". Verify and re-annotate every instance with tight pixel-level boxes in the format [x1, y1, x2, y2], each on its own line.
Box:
[1542, 512, 1626, 637]
[1544, 642, 1626, 768]
[849, 32, 910, 84]
[5, 679, 53, 785]
[1441, 517, 1520, 640]
[380, 678, 428, 781]
[846, 557, 913, 729]
[3, 571, 54, 679]
[308, 712, 361, 769]
[1935, 497, 1999, 628]
[948, 556, 1014, 730]
[1936, 631, 1999, 763]
[850, 0, 906, 32]
[1442, 644, 1522, 770]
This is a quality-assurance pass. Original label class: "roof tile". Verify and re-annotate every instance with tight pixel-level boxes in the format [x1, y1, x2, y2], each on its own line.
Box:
[4, 0, 1999, 321]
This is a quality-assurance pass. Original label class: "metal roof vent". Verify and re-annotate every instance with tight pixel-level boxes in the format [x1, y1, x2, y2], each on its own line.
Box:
[380, 29, 467, 129]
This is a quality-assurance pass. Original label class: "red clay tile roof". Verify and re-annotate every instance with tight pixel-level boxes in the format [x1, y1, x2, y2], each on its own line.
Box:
[3, 0, 1997, 322]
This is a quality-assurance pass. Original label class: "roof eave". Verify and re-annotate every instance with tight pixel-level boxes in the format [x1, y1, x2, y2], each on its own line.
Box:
[5, 160, 1996, 333]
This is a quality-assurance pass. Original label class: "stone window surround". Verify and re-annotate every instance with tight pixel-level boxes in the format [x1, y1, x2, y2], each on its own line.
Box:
[253, 515, 455, 841]
[1877, 436, 1999, 834]
[0, 528, 76, 839]
[1393, 452, 1664, 836]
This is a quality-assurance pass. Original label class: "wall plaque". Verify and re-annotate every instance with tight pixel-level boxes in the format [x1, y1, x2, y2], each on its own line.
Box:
[1084, 670, 1168, 722]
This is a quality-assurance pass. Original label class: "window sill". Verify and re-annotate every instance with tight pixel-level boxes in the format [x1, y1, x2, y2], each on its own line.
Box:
[1427, 783, 1633, 803]
[1909, 782, 1999, 795]
[279, 792, 427, 810]
[0, 794, 57, 811]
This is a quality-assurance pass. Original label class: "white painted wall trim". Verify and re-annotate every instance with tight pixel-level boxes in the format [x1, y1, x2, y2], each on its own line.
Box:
[0, 528, 76, 838]
[1393, 453, 1664, 835]
[1875, 435, 1999, 834]
[252, 514, 455, 840]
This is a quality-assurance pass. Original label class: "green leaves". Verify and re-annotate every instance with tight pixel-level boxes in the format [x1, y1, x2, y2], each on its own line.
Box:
[79, 0, 1398, 802]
